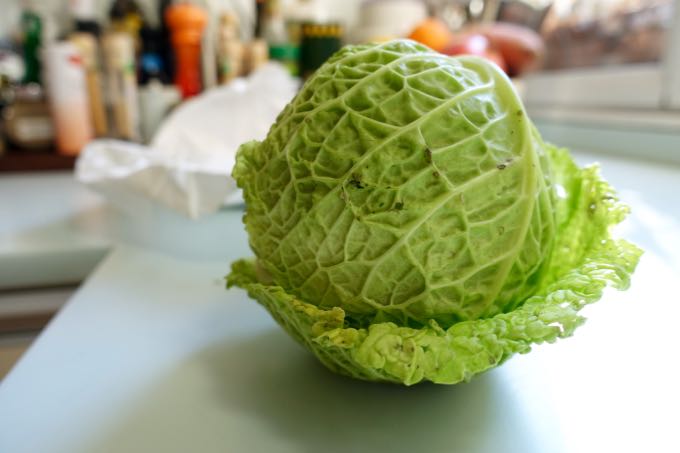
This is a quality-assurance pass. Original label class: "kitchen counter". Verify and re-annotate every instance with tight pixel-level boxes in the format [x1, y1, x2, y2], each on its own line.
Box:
[0, 151, 679, 453]
[0, 172, 110, 289]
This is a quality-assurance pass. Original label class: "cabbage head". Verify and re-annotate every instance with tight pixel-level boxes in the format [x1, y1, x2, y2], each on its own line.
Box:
[227, 40, 641, 385]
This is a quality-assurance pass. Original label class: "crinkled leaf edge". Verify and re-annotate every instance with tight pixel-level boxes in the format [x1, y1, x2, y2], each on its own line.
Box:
[227, 147, 642, 385]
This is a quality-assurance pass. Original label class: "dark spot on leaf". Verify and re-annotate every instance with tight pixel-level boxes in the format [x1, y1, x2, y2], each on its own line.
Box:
[424, 148, 432, 164]
[497, 163, 506, 170]
[349, 173, 364, 189]
[516, 109, 523, 116]
[432, 171, 440, 178]
[498, 226, 505, 235]
[395, 201, 404, 210]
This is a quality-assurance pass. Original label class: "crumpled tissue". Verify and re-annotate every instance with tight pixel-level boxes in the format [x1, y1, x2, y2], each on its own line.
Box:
[76, 63, 298, 219]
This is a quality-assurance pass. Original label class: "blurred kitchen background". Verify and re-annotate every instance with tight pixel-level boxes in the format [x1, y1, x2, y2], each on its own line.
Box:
[0, 0, 678, 377]
[0, 0, 677, 165]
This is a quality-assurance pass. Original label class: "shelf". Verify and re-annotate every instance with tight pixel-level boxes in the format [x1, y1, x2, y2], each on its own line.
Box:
[0, 151, 77, 173]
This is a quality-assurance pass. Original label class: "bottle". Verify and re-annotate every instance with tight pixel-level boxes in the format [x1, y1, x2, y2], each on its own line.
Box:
[284, 0, 326, 48]
[139, 27, 169, 85]
[299, 23, 343, 79]
[217, 13, 244, 84]
[102, 32, 139, 140]
[165, 3, 208, 98]
[21, 3, 42, 85]
[109, 0, 145, 51]
[245, 39, 269, 74]
[158, 0, 175, 80]
[245, 0, 269, 75]
[70, 32, 108, 136]
[43, 42, 93, 155]
[264, 0, 299, 76]
[70, 0, 101, 36]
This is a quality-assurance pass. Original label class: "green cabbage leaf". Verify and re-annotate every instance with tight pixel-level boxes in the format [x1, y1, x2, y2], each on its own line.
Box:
[227, 41, 641, 385]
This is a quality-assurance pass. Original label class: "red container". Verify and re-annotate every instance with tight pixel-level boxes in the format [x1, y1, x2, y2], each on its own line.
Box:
[165, 4, 207, 98]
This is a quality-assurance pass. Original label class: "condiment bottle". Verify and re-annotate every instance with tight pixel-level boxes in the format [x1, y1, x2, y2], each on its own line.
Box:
[217, 12, 244, 84]
[70, 32, 108, 137]
[109, 0, 145, 51]
[299, 22, 343, 79]
[70, 0, 101, 35]
[245, 39, 269, 74]
[102, 32, 139, 140]
[264, 0, 299, 76]
[165, 3, 208, 98]
[21, 3, 42, 85]
[43, 42, 93, 155]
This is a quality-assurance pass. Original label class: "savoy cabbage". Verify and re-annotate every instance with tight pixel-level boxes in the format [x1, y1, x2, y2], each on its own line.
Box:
[227, 40, 641, 385]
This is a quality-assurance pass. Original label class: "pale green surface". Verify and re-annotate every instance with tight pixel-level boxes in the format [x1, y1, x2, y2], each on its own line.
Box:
[534, 119, 680, 166]
[0, 151, 678, 452]
[0, 172, 110, 289]
[0, 244, 560, 453]
[0, 172, 248, 289]
[229, 41, 640, 384]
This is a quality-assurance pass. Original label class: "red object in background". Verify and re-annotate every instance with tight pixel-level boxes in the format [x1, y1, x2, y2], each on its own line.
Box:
[165, 4, 207, 98]
[446, 34, 489, 56]
[443, 34, 508, 73]
[466, 23, 544, 76]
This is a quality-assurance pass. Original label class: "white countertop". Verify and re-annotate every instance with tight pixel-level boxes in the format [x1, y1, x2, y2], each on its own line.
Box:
[1, 151, 679, 453]
[0, 172, 110, 289]
[0, 171, 248, 289]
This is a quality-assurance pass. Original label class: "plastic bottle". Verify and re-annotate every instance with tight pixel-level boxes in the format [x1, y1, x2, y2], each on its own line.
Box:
[139, 27, 169, 85]
[70, 0, 101, 36]
[43, 42, 93, 155]
[217, 13, 244, 84]
[70, 32, 108, 136]
[109, 0, 145, 51]
[102, 32, 139, 140]
[263, 0, 299, 76]
[21, 4, 42, 85]
[165, 4, 208, 98]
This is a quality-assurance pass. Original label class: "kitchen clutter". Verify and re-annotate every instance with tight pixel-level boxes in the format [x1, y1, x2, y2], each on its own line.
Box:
[0, 0, 672, 216]
[76, 62, 297, 219]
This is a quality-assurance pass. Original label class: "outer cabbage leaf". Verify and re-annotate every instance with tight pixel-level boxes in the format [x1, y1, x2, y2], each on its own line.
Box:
[233, 41, 556, 327]
[227, 146, 641, 385]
